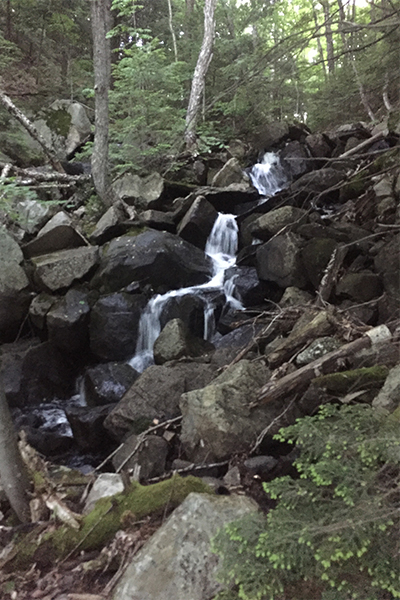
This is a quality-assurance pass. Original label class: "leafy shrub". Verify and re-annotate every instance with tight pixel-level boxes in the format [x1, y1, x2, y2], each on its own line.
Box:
[213, 404, 400, 600]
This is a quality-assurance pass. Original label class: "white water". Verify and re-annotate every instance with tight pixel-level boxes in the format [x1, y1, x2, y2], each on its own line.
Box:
[249, 151, 288, 198]
[129, 213, 242, 372]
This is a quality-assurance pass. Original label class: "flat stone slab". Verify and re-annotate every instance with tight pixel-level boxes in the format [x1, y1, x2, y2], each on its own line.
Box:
[32, 245, 99, 291]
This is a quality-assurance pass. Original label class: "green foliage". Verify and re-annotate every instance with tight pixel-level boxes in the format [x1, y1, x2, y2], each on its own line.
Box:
[213, 404, 400, 600]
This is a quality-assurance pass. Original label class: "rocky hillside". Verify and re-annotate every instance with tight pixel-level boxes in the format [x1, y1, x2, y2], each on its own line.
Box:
[0, 108, 399, 600]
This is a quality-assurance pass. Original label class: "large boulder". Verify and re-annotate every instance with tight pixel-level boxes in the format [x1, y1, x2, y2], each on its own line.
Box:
[224, 266, 273, 307]
[113, 172, 164, 210]
[0, 233, 32, 342]
[92, 230, 213, 294]
[301, 237, 339, 288]
[111, 492, 258, 600]
[112, 434, 169, 480]
[89, 204, 127, 245]
[290, 167, 345, 198]
[0, 339, 77, 407]
[211, 157, 247, 187]
[374, 235, 400, 302]
[159, 292, 214, 339]
[33, 100, 91, 160]
[177, 196, 218, 250]
[46, 289, 91, 356]
[104, 362, 217, 439]
[65, 404, 115, 452]
[23, 211, 87, 258]
[280, 141, 313, 178]
[251, 121, 290, 151]
[31, 245, 99, 292]
[153, 318, 214, 365]
[89, 292, 147, 362]
[180, 360, 278, 462]
[256, 232, 308, 289]
[251, 206, 308, 241]
[336, 271, 383, 303]
[83, 362, 140, 406]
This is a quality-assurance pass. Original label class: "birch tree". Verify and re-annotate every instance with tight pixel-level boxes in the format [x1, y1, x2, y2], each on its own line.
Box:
[184, 0, 217, 151]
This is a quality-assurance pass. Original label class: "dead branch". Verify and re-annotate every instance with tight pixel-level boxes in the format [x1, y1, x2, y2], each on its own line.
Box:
[338, 130, 385, 159]
[0, 161, 89, 183]
[0, 90, 65, 173]
[315, 245, 348, 307]
[253, 324, 394, 408]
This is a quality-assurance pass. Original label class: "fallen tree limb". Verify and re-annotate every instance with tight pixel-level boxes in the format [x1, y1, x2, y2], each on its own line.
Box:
[315, 245, 348, 307]
[338, 130, 385, 159]
[0, 161, 89, 183]
[253, 324, 394, 407]
[0, 90, 65, 173]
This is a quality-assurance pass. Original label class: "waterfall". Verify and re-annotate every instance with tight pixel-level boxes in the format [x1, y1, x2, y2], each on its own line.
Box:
[249, 151, 287, 198]
[130, 213, 242, 372]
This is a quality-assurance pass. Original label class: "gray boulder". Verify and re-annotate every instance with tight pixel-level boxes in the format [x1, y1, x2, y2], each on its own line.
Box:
[305, 133, 332, 158]
[83, 362, 140, 406]
[251, 121, 289, 151]
[280, 141, 313, 178]
[89, 292, 147, 361]
[0, 248, 32, 342]
[13, 198, 52, 235]
[47, 289, 90, 355]
[180, 360, 275, 462]
[90, 204, 127, 245]
[256, 232, 308, 289]
[159, 292, 213, 338]
[112, 434, 169, 480]
[372, 364, 400, 413]
[23, 211, 88, 258]
[211, 157, 247, 187]
[336, 271, 382, 303]
[374, 235, 400, 301]
[93, 230, 213, 294]
[112, 492, 258, 600]
[113, 172, 164, 209]
[290, 167, 345, 196]
[31, 245, 99, 292]
[0, 339, 76, 407]
[154, 318, 214, 365]
[301, 237, 339, 288]
[83, 473, 124, 515]
[224, 266, 273, 307]
[138, 210, 175, 233]
[177, 196, 218, 250]
[251, 206, 308, 241]
[29, 292, 57, 332]
[104, 362, 217, 439]
[296, 336, 341, 366]
[65, 404, 114, 452]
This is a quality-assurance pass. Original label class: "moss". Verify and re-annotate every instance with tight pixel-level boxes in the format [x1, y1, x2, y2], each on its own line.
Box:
[4, 475, 213, 570]
[340, 171, 369, 201]
[45, 109, 72, 137]
[312, 365, 389, 394]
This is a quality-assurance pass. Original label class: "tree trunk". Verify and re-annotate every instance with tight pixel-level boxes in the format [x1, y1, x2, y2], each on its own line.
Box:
[321, 0, 335, 74]
[0, 376, 31, 523]
[167, 0, 178, 62]
[91, 0, 118, 207]
[184, 0, 217, 151]
[312, 1, 327, 79]
[0, 91, 65, 173]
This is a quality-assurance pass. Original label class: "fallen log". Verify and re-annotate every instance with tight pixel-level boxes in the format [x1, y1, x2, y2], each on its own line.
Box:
[253, 324, 394, 407]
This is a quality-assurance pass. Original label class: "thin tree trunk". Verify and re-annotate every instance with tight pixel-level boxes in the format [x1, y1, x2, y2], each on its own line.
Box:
[167, 0, 178, 62]
[184, 0, 217, 151]
[0, 377, 31, 523]
[321, 0, 335, 74]
[0, 91, 65, 173]
[336, 0, 376, 121]
[312, 1, 327, 79]
[91, 0, 118, 207]
[6, 0, 12, 40]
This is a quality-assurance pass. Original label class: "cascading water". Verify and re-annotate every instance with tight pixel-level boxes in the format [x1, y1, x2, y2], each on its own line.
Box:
[130, 213, 242, 373]
[249, 151, 288, 199]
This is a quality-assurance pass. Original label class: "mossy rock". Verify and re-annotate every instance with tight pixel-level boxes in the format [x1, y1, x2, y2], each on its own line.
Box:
[4, 475, 213, 571]
[312, 365, 389, 395]
[45, 109, 72, 137]
[339, 171, 369, 202]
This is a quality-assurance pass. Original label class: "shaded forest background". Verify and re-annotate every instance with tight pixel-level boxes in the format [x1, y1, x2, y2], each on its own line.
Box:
[0, 0, 399, 168]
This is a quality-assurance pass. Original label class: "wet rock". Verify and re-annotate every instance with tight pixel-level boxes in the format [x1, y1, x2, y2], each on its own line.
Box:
[90, 204, 127, 245]
[65, 404, 115, 452]
[153, 318, 214, 365]
[23, 425, 74, 456]
[251, 206, 308, 240]
[198, 186, 259, 213]
[280, 141, 313, 178]
[177, 196, 218, 250]
[224, 266, 273, 307]
[113, 172, 164, 210]
[256, 232, 308, 289]
[47, 289, 90, 355]
[244, 455, 279, 477]
[159, 292, 220, 339]
[23, 211, 88, 258]
[111, 492, 258, 600]
[104, 362, 217, 439]
[92, 230, 213, 294]
[296, 336, 341, 366]
[1, 339, 76, 407]
[336, 271, 382, 302]
[31, 245, 99, 292]
[90, 292, 147, 362]
[138, 210, 175, 233]
[211, 157, 247, 187]
[0, 257, 32, 343]
[180, 360, 274, 462]
[83, 362, 140, 406]
[301, 237, 339, 288]
[29, 292, 57, 333]
[112, 434, 169, 480]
